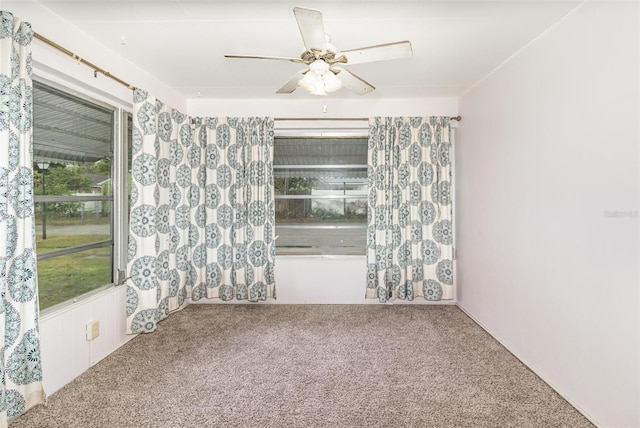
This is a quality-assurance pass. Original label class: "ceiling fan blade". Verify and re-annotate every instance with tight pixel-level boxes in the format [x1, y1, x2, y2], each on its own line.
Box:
[341, 41, 412, 65]
[276, 69, 307, 94]
[333, 67, 375, 95]
[293, 7, 327, 53]
[224, 54, 304, 64]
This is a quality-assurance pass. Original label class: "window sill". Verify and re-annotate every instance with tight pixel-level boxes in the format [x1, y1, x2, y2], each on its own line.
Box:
[40, 283, 118, 320]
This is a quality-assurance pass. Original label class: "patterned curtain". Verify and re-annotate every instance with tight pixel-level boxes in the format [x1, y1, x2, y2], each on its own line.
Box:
[127, 89, 275, 334]
[0, 11, 45, 425]
[195, 117, 276, 303]
[366, 117, 454, 302]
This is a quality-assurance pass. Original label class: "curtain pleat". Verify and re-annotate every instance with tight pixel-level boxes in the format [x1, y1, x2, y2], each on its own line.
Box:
[0, 11, 45, 425]
[127, 90, 275, 334]
[366, 117, 454, 302]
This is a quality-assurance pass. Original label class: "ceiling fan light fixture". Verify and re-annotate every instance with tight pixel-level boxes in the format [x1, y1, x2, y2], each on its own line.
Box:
[298, 70, 322, 93]
[298, 60, 342, 96]
[322, 70, 342, 92]
[309, 59, 330, 74]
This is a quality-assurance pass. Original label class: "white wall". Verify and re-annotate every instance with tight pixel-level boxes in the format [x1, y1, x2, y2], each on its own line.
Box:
[188, 97, 457, 118]
[456, 2, 639, 427]
[274, 257, 373, 304]
[39, 287, 134, 395]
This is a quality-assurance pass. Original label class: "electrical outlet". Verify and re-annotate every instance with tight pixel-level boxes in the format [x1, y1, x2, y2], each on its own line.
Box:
[86, 320, 99, 341]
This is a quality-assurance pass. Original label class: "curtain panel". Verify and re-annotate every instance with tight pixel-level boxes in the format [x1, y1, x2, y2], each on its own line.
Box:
[366, 117, 454, 302]
[127, 90, 275, 334]
[0, 11, 45, 425]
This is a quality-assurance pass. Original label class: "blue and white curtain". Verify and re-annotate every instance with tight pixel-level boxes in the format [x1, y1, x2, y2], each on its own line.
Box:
[366, 117, 454, 302]
[0, 11, 45, 425]
[127, 89, 275, 334]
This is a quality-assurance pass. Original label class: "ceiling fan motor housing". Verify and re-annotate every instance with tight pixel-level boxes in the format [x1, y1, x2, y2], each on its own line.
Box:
[300, 49, 347, 65]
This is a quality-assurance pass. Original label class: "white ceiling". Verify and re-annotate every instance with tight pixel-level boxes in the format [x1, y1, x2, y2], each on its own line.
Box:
[33, 0, 582, 100]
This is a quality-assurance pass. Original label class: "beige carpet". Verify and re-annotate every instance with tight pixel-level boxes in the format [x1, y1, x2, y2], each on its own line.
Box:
[11, 305, 592, 427]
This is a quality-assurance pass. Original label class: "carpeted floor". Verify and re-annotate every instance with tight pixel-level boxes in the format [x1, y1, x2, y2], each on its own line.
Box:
[10, 305, 592, 427]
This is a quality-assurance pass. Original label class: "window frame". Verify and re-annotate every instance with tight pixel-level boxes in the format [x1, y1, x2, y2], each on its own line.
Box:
[33, 78, 130, 313]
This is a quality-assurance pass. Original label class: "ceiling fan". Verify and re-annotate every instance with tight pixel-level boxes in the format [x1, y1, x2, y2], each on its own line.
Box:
[224, 7, 413, 96]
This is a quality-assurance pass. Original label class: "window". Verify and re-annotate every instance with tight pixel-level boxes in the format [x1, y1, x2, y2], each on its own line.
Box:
[274, 136, 368, 255]
[33, 81, 126, 310]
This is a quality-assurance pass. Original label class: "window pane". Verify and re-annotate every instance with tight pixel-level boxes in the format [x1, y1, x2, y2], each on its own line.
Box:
[275, 174, 366, 194]
[35, 201, 111, 252]
[37, 247, 112, 309]
[276, 226, 366, 255]
[275, 198, 367, 222]
[274, 136, 368, 255]
[33, 81, 113, 163]
[273, 137, 367, 166]
[33, 81, 114, 309]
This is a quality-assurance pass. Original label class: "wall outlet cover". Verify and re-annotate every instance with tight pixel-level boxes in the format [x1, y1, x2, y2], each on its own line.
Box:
[86, 320, 99, 341]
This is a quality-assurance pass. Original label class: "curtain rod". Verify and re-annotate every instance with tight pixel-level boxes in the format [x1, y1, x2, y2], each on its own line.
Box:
[275, 116, 461, 121]
[34, 32, 136, 91]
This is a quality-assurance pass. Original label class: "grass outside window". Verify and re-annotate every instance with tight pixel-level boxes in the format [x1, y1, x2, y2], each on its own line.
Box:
[36, 234, 112, 310]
